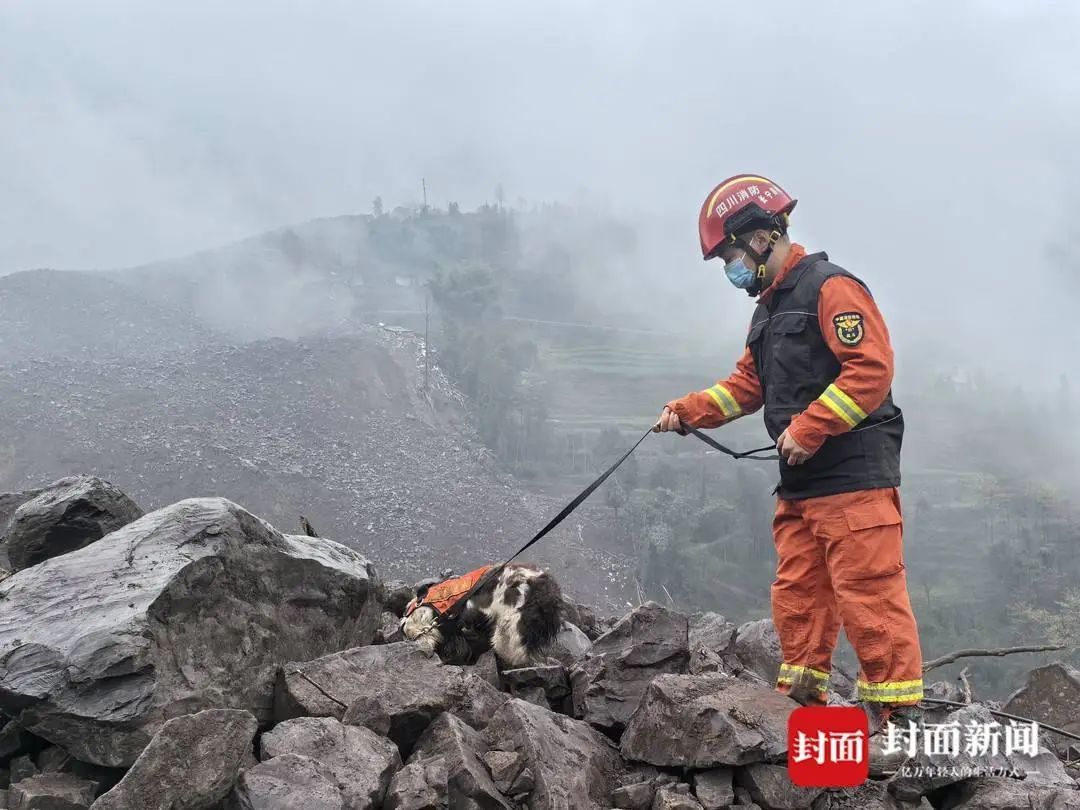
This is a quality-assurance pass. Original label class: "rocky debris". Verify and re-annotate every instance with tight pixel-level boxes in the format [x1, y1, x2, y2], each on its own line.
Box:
[940, 776, 1080, 809]
[561, 601, 601, 640]
[258, 716, 400, 809]
[621, 673, 794, 768]
[612, 781, 654, 809]
[2, 476, 142, 572]
[0, 721, 47, 763]
[326, 644, 506, 755]
[735, 763, 823, 809]
[0, 489, 44, 569]
[382, 758, 447, 810]
[812, 782, 932, 809]
[886, 704, 1020, 802]
[0, 497, 379, 767]
[484, 697, 624, 809]
[923, 679, 966, 704]
[91, 709, 256, 810]
[469, 651, 501, 688]
[692, 768, 735, 809]
[276, 643, 503, 760]
[394, 713, 510, 809]
[570, 602, 689, 736]
[9, 772, 97, 809]
[652, 783, 703, 809]
[502, 665, 571, 712]
[10, 755, 37, 785]
[229, 753, 343, 810]
[1003, 663, 1080, 740]
[553, 621, 593, 663]
[0, 333, 638, 612]
[731, 619, 783, 685]
[687, 612, 736, 676]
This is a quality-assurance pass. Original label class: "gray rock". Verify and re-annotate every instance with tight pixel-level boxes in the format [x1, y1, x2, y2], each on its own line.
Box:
[483, 697, 624, 809]
[1003, 664, 1080, 738]
[0, 489, 46, 569]
[90, 709, 257, 810]
[886, 704, 1019, 802]
[329, 645, 505, 756]
[259, 716, 400, 809]
[275, 643, 425, 721]
[0, 498, 379, 767]
[9, 772, 97, 809]
[3, 476, 142, 572]
[941, 776, 1080, 809]
[731, 619, 782, 686]
[652, 784, 703, 809]
[554, 621, 593, 662]
[228, 753, 343, 810]
[10, 755, 37, 785]
[621, 674, 795, 767]
[812, 782, 932, 809]
[735, 763, 823, 810]
[692, 768, 734, 809]
[36, 748, 69, 774]
[468, 651, 500, 688]
[404, 713, 509, 809]
[382, 758, 447, 810]
[502, 665, 570, 706]
[923, 680, 965, 704]
[480, 750, 523, 794]
[688, 612, 736, 676]
[1010, 746, 1077, 785]
[612, 781, 654, 809]
[569, 602, 689, 736]
[0, 722, 46, 764]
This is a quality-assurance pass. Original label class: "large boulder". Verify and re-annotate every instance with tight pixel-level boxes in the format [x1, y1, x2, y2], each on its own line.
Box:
[1003, 664, 1080, 739]
[90, 709, 257, 810]
[620, 674, 795, 767]
[229, 753, 343, 810]
[0, 498, 380, 767]
[735, 763, 824, 810]
[687, 613, 736, 676]
[569, 602, 689, 737]
[259, 716, 400, 809]
[9, 772, 97, 809]
[297, 643, 507, 756]
[483, 697, 624, 810]
[383, 713, 509, 810]
[731, 619, 782, 685]
[3, 476, 142, 571]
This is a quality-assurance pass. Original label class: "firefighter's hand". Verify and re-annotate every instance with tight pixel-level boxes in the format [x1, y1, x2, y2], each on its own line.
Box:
[777, 429, 811, 465]
[654, 407, 685, 434]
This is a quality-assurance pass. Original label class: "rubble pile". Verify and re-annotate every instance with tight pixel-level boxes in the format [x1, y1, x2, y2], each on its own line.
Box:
[0, 479, 1074, 809]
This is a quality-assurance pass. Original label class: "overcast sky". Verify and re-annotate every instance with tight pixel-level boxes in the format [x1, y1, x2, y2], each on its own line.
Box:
[2, 0, 1078, 377]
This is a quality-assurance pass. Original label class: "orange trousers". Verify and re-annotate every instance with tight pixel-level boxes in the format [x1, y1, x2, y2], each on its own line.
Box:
[770, 487, 923, 706]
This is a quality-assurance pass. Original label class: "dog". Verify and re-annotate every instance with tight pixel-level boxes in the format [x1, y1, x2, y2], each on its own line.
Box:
[399, 563, 563, 668]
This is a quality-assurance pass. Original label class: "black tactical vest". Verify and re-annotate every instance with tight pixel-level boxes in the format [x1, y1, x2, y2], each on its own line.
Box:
[746, 252, 903, 500]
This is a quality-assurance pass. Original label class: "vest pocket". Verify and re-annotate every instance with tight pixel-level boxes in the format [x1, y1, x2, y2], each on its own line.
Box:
[770, 313, 814, 383]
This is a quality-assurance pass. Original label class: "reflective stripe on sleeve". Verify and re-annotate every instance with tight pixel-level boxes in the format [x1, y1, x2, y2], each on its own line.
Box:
[705, 384, 742, 419]
[818, 383, 868, 427]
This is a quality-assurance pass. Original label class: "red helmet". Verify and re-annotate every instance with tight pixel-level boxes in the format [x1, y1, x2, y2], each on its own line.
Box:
[698, 174, 798, 259]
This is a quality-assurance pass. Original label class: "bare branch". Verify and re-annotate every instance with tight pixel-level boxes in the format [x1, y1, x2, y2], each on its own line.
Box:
[923, 644, 1065, 673]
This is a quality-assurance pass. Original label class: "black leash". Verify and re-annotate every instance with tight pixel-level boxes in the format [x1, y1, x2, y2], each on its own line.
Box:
[683, 424, 779, 460]
[441, 421, 777, 622]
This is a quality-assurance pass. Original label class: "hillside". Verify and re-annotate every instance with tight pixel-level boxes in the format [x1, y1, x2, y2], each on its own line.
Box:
[0, 326, 635, 605]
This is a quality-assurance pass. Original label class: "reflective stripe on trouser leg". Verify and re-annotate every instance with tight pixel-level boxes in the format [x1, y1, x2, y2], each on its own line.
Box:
[856, 678, 924, 703]
[771, 498, 842, 701]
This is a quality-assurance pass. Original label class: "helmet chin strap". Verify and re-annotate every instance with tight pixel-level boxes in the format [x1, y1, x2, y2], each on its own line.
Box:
[733, 220, 787, 297]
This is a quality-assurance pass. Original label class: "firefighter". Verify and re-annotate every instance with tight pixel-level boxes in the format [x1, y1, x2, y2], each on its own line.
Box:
[656, 174, 923, 728]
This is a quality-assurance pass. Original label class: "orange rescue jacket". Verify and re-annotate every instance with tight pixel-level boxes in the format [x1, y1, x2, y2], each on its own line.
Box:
[403, 565, 494, 618]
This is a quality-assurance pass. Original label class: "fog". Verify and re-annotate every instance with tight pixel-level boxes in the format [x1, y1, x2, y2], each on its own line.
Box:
[2, 1, 1078, 373]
